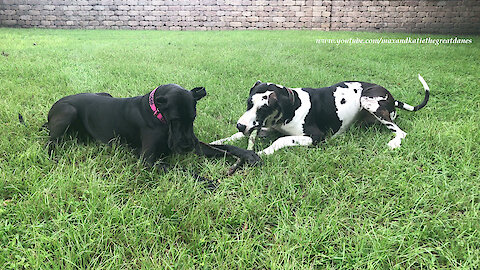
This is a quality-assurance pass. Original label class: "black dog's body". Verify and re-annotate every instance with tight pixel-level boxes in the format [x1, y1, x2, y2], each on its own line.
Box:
[47, 84, 260, 175]
[49, 93, 156, 147]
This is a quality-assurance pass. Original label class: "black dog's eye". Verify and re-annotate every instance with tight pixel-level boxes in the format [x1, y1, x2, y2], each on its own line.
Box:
[262, 96, 268, 100]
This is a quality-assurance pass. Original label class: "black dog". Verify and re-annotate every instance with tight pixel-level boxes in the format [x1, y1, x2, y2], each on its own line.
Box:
[46, 84, 261, 182]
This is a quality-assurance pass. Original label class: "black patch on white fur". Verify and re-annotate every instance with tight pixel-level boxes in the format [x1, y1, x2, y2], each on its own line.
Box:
[302, 85, 343, 134]
[257, 104, 277, 128]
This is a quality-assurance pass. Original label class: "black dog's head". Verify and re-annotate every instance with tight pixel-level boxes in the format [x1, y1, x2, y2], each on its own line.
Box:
[152, 84, 206, 153]
[236, 81, 299, 135]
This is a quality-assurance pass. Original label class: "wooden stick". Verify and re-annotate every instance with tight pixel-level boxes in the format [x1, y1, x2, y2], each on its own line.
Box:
[247, 129, 257, 150]
[227, 129, 258, 175]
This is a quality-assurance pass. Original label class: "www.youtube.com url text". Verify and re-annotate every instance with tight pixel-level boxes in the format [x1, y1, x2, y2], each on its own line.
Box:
[316, 37, 473, 45]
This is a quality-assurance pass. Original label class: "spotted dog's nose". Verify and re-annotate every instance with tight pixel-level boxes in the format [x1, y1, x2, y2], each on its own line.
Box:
[236, 123, 246, 133]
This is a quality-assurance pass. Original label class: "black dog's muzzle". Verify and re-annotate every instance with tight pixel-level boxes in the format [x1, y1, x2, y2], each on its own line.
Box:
[167, 122, 199, 154]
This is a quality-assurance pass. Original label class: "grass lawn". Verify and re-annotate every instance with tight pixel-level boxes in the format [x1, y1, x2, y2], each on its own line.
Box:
[0, 28, 479, 269]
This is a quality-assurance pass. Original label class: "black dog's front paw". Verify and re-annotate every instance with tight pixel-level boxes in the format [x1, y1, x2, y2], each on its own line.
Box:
[227, 150, 263, 176]
[242, 150, 262, 166]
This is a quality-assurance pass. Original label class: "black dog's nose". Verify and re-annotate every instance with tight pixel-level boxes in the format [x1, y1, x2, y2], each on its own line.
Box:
[236, 123, 246, 133]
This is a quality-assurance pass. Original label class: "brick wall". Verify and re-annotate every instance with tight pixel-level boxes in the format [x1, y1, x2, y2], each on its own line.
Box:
[0, 0, 478, 34]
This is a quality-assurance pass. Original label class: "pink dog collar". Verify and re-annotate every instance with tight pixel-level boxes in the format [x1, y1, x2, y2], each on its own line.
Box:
[148, 87, 166, 123]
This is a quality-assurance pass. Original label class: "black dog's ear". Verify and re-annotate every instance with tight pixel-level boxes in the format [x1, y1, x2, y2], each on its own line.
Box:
[191, 87, 206, 101]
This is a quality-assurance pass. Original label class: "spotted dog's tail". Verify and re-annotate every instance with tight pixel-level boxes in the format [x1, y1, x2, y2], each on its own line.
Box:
[395, 74, 430, 112]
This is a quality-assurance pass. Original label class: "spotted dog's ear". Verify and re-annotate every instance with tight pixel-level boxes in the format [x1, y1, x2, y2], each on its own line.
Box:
[273, 86, 296, 123]
[191, 87, 206, 101]
[267, 91, 278, 107]
[249, 80, 262, 95]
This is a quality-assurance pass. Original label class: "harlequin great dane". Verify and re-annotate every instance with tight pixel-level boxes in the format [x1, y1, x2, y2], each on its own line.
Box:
[46, 84, 261, 185]
[212, 75, 430, 155]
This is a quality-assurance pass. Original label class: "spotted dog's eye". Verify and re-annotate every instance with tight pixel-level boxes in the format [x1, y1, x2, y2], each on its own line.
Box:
[262, 96, 268, 100]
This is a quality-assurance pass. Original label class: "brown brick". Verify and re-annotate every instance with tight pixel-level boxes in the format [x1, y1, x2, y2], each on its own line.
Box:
[230, 21, 242, 27]
[385, 6, 396, 12]
[1, 0, 478, 32]
[368, 6, 382, 12]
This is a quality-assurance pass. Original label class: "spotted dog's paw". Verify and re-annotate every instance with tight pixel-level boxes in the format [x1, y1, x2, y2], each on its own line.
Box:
[387, 131, 407, 149]
[258, 148, 274, 156]
[387, 139, 402, 149]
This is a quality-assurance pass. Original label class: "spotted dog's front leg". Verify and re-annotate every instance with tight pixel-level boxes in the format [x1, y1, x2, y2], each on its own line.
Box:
[211, 132, 245, 144]
[360, 95, 407, 149]
[258, 136, 313, 155]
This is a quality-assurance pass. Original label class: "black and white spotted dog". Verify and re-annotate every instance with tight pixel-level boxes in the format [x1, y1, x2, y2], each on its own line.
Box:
[212, 75, 430, 155]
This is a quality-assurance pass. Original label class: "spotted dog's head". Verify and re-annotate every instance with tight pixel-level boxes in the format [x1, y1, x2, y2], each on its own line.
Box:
[236, 81, 300, 135]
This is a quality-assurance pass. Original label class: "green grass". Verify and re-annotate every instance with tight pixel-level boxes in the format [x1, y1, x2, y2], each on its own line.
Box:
[0, 28, 479, 269]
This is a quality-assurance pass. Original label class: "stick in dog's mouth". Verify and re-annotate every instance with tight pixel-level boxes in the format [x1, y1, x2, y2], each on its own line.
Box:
[247, 129, 258, 150]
